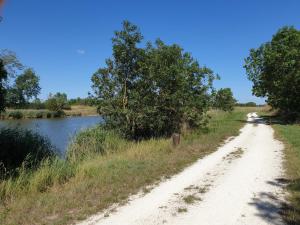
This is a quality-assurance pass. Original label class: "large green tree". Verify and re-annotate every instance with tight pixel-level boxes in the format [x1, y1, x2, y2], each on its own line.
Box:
[0, 50, 24, 109]
[92, 21, 216, 139]
[15, 68, 41, 103]
[244, 26, 300, 117]
[6, 68, 41, 108]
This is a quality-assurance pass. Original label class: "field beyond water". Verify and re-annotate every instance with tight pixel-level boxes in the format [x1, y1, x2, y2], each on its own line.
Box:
[0, 105, 98, 120]
[0, 107, 264, 225]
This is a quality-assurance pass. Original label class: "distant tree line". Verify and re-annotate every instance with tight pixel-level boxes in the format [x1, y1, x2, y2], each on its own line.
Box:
[0, 50, 98, 113]
[68, 96, 99, 106]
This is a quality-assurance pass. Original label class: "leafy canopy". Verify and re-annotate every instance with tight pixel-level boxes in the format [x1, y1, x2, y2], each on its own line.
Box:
[92, 21, 217, 140]
[213, 88, 236, 112]
[244, 26, 300, 117]
[45, 92, 68, 112]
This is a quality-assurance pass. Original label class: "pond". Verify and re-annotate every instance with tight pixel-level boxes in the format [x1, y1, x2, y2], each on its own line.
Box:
[0, 116, 103, 155]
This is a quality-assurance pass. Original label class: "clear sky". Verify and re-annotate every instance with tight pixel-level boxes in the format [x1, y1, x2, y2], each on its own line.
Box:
[1, 0, 299, 103]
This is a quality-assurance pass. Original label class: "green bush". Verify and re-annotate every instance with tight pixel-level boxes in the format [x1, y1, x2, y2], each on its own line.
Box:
[36, 111, 44, 118]
[0, 127, 57, 177]
[8, 111, 23, 119]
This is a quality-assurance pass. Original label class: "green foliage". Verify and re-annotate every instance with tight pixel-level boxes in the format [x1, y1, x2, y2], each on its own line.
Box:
[68, 97, 99, 106]
[92, 21, 217, 139]
[0, 127, 56, 177]
[29, 98, 46, 110]
[236, 102, 257, 107]
[45, 92, 68, 112]
[0, 59, 7, 112]
[244, 26, 300, 118]
[213, 88, 236, 112]
[0, 50, 41, 109]
[8, 110, 23, 119]
[0, 109, 251, 225]
[14, 69, 41, 103]
[6, 68, 41, 108]
[0, 49, 23, 77]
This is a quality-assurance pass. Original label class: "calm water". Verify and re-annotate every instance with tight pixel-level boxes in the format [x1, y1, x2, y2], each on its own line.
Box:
[0, 116, 103, 155]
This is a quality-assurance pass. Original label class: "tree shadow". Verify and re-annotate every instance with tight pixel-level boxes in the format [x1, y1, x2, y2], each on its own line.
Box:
[249, 178, 300, 225]
[259, 115, 290, 125]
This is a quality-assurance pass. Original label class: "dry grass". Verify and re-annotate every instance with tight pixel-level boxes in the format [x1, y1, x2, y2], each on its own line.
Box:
[0, 108, 261, 225]
[273, 124, 300, 225]
[183, 194, 202, 204]
[64, 105, 97, 117]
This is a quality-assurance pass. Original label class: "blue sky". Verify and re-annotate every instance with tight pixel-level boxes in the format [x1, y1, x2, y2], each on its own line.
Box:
[1, 0, 299, 103]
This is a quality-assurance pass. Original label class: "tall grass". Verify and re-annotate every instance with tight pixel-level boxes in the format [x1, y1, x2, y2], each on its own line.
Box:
[0, 108, 258, 225]
[0, 109, 65, 120]
[0, 127, 57, 177]
[67, 126, 128, 162]
[273, 124, 300, 225]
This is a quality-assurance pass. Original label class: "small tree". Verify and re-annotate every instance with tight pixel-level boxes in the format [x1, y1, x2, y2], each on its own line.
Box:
[213, 88, 236, 112]
[14, 68, 41, 105]
[45, 92, 68, 112]
[244, 26, 300, 118]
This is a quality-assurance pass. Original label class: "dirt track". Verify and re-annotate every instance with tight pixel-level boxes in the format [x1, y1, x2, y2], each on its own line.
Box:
[79, 113, 285, 225]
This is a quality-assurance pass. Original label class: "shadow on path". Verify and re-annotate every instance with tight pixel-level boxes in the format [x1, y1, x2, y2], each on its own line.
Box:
[249, 178, 300, 225]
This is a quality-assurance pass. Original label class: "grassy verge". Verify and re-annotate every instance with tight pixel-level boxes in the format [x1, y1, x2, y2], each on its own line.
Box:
[0, 108, 258, 225]
[272, 124, 300, 225]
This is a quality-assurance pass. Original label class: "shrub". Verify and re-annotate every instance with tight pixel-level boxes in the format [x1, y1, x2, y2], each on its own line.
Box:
[8, 111, 23, 119]
[36, 111, 44, 118]
[67, 126, 128, 162]
[45, 92, 68, 112]
[0, 127, 57, 177]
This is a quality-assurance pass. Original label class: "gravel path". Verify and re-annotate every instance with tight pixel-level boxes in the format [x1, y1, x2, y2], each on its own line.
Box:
[79, 113, 285, 225]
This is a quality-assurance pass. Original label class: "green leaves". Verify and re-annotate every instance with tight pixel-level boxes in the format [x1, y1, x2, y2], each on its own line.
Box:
[244, 26, 300, 118]
[213, 88, 236, 112]
[92, 21, 217, 140]
[45, 92, 68, 112]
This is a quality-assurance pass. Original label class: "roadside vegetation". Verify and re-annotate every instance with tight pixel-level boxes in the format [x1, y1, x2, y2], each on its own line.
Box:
[274, 123, 300, 225]
[260, 111, 300, 225]
[0, 108, 256, 225]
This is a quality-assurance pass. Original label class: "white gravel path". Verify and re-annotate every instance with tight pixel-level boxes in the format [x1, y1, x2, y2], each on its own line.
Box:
[78, 113, 285, 225]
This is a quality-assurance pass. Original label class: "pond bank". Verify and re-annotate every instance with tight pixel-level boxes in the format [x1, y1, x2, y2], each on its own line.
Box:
[0, 115, 103, 154]
[0, 105, 98, 120]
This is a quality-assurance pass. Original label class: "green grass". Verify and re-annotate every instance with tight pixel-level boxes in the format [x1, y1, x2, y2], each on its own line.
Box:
[0, 105, 98, 120]
[273, 123, 300, 225]
[0, 109, 64, 120]
[0, 108, 259, 225]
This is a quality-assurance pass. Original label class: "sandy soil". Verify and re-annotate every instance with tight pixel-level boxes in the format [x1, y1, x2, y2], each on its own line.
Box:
[78, 113, 285, 225]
